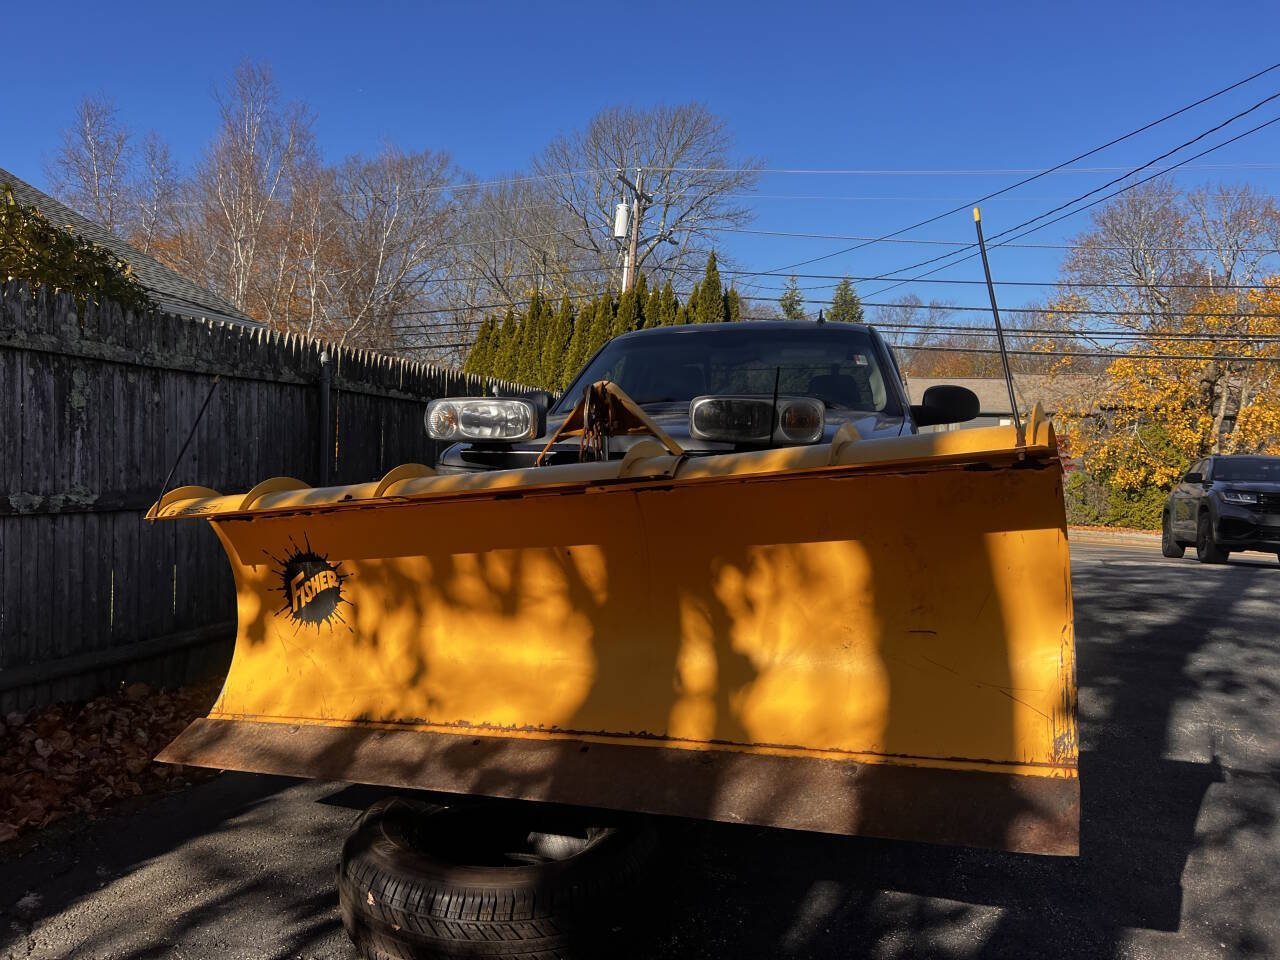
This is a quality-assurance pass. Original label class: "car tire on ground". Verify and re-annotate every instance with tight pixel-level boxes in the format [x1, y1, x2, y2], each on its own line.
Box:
[1195, 512, 1229, 564]
[338, 796, 658, 960]
[1161, 512, 1185, 558]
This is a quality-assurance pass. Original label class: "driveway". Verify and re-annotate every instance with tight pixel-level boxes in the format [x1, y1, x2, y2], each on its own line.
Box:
[3, 539, 1277, 959]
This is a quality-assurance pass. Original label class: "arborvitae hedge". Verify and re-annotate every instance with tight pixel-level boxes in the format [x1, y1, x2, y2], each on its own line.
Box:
[463, 250, 759, 390]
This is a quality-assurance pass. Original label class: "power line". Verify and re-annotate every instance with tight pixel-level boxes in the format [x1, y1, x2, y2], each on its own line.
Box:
[881, 343, 1280, 363]
[762, 62, 1280, 275]
[862, 90, 1280, 291]
[673, 162, 1280, 176]
[662, 257, 1280, 290]
[394, 332, 1280, 365]
[725, 271, 1279, 291]
[718, 227, 1280, 255]
[863, 322, 1280, 343]
[380, 289, 1280, 329]
[390, 321, 1280, 347]
[387, 307, 1280, 339]
[867, 111, 1280, 299]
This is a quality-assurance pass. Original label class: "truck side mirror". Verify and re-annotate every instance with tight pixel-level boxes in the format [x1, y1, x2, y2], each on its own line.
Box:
[911, 385, 981, 427]
[525, 390, 554, 438]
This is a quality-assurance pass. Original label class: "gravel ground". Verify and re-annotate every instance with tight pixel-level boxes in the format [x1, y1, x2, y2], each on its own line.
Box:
[2, 539, 1277, 959]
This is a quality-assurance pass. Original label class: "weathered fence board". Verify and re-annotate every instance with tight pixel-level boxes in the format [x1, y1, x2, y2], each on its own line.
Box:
[0, 281, 519, 712]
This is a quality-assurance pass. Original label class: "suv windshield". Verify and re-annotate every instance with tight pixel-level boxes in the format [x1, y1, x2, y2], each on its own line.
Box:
[554, 326, 896, 415]
[1214, 457, 1280, 481]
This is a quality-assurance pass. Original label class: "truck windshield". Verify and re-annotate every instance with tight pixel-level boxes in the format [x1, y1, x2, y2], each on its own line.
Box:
[1214, 457, 1280, 481]
[554, 326, 897, 415]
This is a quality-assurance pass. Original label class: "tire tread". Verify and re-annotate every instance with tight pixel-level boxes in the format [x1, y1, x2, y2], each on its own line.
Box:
[338, 798, 655, 959]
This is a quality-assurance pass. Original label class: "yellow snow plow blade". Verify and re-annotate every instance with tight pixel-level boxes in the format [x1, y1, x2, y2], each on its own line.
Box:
[152, 401, 1078, 855]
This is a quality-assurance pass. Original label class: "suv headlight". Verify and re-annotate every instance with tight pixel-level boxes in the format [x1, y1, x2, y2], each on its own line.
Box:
[1222, 490, 1259, 505]
[689, 396, 825, 446]
[425, 398, 538, 442]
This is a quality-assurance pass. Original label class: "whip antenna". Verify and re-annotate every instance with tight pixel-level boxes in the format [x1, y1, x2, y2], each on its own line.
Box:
[973, 207, 1024, 447]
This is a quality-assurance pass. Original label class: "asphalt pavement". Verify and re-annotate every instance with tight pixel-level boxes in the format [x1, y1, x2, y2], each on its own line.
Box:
[3, 538, 1278, 959]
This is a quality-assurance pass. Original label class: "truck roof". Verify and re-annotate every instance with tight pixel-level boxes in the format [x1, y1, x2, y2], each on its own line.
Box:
[613, 320, 878, 340]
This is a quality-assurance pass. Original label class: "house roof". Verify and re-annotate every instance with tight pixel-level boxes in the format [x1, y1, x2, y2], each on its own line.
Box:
[0, 165, 258, 327]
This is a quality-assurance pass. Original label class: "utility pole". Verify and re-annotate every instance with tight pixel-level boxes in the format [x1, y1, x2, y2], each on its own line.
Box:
[616, 167, 652, 292]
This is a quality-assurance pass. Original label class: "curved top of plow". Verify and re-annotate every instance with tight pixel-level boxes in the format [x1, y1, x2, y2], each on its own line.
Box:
[148, 402, 1055, 523]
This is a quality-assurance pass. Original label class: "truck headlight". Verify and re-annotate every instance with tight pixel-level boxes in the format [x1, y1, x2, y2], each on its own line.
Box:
[425, 398, 537, 442]
[689, 396, 825, 446]
[1222, 490, 1259, 505]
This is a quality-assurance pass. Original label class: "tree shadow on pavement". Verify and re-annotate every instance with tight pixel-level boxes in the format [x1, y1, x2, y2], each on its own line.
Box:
[0, 773, 351, 960]
[8, 534, 1275, 959]
[611, 548, 1275, 959]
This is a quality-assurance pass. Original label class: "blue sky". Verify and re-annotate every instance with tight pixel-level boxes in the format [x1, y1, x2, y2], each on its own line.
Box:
[5, 0, 1280, 317]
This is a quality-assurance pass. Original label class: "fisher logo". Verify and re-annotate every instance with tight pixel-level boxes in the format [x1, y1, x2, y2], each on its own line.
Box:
[268, 536, 352, 628]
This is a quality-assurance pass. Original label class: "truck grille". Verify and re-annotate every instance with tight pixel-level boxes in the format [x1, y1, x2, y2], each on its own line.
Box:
[1258, 492, 1280, 513]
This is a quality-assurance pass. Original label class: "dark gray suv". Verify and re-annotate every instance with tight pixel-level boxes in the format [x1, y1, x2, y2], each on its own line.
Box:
[1162, 455, 1280, 563]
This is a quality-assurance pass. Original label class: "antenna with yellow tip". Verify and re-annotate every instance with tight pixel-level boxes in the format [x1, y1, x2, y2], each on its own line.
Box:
[972, 206, 1024, 447]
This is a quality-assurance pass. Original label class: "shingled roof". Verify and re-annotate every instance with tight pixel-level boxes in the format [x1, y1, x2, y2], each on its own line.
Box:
[1, 165, 258, 327]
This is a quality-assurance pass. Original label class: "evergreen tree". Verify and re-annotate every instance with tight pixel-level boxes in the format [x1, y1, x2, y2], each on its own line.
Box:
[724, 286, 742, 323]
[586, 293, 615, 356]
[681, 281, 700, 325]
[543, 295, 574, 388]
[829, 276, 865, 323]
[779, 275, 805, 320]
[563, 299, 593, 386]
[463, 317, 496, 377]
[516, 292, 548, 386]
[695, 251, 726, 324]
[492, 308, 519, 382]
[613, 287, 639, 338]
[632, 273, 649, 329]
[659, 281, 679, 326]
[644, 281, 662, 328]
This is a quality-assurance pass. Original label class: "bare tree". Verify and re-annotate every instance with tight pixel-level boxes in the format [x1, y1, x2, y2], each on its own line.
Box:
[195, 61, 315, 314]
[329, 144, 461, 348]
[533, 104, 759, 286]
[1064, 180, 1203, 327]
[446, 174, 582, 309]
[46, 95, 133, 233]
[129, 132, 178, 255]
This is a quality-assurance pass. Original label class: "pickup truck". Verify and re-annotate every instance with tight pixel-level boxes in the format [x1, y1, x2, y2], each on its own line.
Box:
[430, 320, 981, 469]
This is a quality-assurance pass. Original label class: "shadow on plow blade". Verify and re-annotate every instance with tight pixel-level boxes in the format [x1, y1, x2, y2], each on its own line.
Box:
[150, 395, 1088, 956]
[159, 449, 1079, 855]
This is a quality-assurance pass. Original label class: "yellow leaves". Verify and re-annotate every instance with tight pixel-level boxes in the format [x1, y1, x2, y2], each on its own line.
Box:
[1054, 279, 1280, 491]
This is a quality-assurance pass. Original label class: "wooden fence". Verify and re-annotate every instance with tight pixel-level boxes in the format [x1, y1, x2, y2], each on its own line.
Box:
[0, 282, 517, 712]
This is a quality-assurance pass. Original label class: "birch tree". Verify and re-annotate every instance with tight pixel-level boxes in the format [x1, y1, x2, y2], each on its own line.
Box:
[46, 95, 133, 234]
[329, 144, 461, 348]
[195, 61, 315, 314]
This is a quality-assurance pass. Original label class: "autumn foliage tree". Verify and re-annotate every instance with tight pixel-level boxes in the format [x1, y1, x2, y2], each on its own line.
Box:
[1059, 283, 1280, 493]
[1041, 181, 1280, 526]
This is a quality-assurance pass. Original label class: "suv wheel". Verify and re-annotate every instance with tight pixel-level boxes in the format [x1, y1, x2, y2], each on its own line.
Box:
[1195, 513, 1229, 564]
[1161, 512, 1185, 558]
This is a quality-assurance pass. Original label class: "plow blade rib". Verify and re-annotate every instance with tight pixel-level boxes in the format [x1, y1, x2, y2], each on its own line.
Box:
[153, 414, 1079, 855]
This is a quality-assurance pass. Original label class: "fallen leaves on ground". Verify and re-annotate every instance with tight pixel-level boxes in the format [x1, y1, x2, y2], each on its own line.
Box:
[0, 679, 222, 843]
